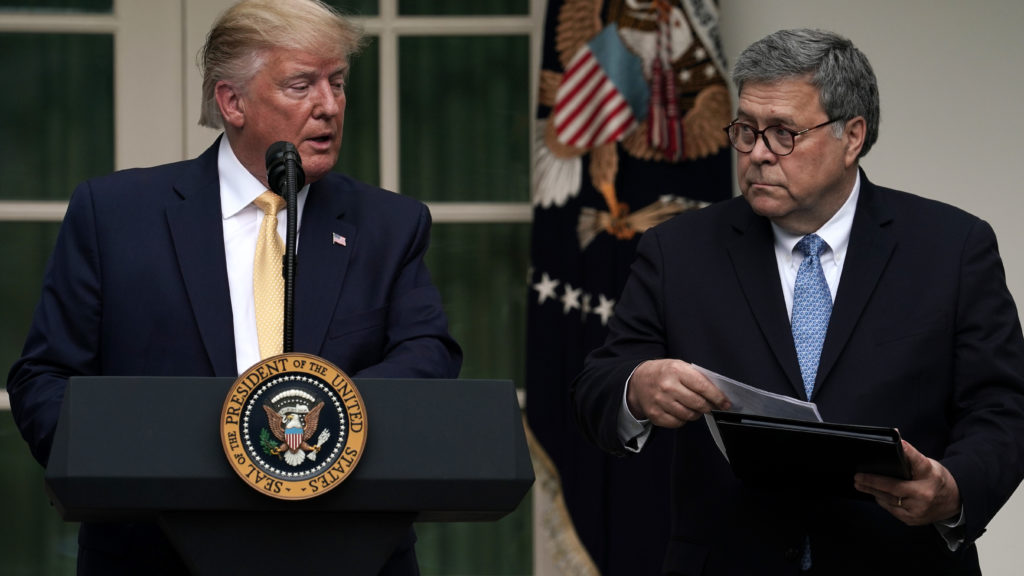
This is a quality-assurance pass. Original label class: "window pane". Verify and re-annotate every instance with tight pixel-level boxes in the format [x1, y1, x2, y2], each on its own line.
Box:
[335, 36, 380, 186]
[0, 33, 113, 200]
[399, 0, 527, 16]
[416, 221, 531, 574]
[0, 223, 61, 386]
[427, 222, 529, 383]
[325, 0, 377, 17]
[0, 0, 110, 12]
[399, 36, 530, 202]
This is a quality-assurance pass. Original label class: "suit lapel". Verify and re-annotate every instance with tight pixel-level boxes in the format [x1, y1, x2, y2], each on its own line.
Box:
[815, 175, 895, 394]
[294, 178, 356, 356]
[726, 204, 806, 397]
[166, 140, 238, 377]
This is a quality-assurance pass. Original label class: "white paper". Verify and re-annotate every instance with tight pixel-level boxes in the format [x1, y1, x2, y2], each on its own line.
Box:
[692, 364, 822, 461]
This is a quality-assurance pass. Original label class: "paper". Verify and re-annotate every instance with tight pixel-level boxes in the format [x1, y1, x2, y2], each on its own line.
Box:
[692, 364, 822, 461]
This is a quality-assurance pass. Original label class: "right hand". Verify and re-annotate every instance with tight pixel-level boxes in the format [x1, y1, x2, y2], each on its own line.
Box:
[626, 359, 731, 428]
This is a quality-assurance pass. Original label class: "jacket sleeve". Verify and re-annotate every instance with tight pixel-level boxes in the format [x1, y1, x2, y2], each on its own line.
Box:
[7, 182, 103, 467]
[348, 204, 462, 380]
[572, 226, 669, 456]
[941, 218, 1024, 544]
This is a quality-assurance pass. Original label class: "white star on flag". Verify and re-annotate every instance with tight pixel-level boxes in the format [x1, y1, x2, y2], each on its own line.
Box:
[561, 283, 582, 314]
[533, 272, 560, 304]
[595, 294, 616, 326]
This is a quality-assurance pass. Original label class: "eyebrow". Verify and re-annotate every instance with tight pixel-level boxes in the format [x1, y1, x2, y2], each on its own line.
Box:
[735, 110, 798, 128]
[282, 65, 349, 84]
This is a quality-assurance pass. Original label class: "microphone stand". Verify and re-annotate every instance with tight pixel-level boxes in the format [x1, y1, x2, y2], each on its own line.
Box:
[265, 142, 305, 354]
[282, 159, 299, 354]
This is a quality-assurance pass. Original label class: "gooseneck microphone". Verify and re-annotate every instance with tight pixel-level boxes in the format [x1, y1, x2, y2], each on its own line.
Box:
[265, 142, 305, 354]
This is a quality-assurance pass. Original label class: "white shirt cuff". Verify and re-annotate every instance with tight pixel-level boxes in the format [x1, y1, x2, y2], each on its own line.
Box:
[617, 363, 652, 452]
[934, 506, 966, 551]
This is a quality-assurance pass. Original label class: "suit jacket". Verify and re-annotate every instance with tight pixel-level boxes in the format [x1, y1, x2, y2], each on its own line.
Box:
[573, 172, 1024, 575]
[7, 139, 461, 571]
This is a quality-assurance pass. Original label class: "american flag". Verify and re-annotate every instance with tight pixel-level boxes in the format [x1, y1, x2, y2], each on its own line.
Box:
[332, 232, 347, 246]
[552, 24, 648, 150]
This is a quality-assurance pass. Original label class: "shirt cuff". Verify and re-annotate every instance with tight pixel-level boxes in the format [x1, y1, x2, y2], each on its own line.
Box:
[617, 363, 652, 452]
[934, 506, 966, 551]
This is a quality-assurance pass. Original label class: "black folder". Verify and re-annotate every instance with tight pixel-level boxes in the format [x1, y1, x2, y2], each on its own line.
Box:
[710, 411, 911, 499]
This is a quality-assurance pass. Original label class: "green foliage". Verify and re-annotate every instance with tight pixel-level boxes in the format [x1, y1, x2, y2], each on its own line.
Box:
[259, 428, 279, 457]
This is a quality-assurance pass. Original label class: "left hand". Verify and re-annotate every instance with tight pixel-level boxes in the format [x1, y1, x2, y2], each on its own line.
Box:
[853, 439, 961, 525]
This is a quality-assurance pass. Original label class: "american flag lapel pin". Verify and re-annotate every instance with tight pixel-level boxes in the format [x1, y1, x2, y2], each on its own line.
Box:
[332, 232, 347, 246]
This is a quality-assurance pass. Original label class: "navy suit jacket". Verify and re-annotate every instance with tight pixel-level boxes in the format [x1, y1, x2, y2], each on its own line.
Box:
[573, 173, 1024, 575]
[8, 139, 461, 569]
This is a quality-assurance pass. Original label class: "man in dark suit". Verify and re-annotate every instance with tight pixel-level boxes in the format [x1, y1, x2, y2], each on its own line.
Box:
[573, 28, 1024, 575]
[7, 1, 460, 574]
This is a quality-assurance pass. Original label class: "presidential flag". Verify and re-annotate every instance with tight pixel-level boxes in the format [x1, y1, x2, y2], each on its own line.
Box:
[526, 1, 734, 573]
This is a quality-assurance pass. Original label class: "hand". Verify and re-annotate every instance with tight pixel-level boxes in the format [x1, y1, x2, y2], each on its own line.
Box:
[853, 439, 962, 525]
[625, 359, 731, 428]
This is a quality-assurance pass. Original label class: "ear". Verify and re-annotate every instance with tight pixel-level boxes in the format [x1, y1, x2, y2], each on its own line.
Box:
[843, 116, 866, 167]
[215, 80, 246, 129]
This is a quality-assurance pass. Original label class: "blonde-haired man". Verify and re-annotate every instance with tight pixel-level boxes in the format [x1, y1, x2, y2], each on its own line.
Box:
[8, 1, 460, 574]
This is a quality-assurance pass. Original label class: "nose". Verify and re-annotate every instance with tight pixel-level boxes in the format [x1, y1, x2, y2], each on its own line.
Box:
[312, 81, 343, 118]
[748, 132, 778, 164]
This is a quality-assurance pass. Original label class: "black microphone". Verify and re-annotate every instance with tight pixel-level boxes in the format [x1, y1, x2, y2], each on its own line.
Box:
[265, 141, 306, 195]
[264, 142, 304, 354]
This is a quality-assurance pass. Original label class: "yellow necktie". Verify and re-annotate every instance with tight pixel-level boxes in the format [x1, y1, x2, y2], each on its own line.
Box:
[253, 191, 286, 359]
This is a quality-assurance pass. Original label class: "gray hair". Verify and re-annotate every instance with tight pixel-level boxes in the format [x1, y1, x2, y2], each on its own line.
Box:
[732, 28, 879, 158]
[198, 0, 365, 129]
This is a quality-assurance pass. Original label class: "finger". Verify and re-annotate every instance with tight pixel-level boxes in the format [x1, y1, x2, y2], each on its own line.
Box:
[653, 393, 705, 424]
[679, 369, 732, 411]
[672, 385, 715, 416]
[853, 472, 901, 495]
[646, 404, 692, 428]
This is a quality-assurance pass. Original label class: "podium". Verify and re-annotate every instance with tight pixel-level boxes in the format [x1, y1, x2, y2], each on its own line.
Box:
[45, 376, 534, 575]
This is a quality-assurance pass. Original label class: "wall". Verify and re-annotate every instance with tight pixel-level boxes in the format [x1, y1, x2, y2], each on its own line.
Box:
[717, 1, 1024, 573]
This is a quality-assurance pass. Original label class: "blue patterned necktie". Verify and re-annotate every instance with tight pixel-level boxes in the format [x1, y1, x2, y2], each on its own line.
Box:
[792, 234, 832, 571]
[792, 234, 832, 401]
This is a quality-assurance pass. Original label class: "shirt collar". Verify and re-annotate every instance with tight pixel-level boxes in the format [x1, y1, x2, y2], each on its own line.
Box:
[218, 136, 313, 220]
[772, 170, 861, 265]
[219, 136, 270, 220]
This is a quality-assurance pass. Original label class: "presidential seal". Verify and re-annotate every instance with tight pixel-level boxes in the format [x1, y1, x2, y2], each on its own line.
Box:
[220, 353, 367, 500]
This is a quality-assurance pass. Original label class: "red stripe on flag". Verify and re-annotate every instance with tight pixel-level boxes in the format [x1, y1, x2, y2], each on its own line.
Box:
[554, 62, 603, 133]
[563, 85, 619, 146]
[553, 55, 599, 118]
[580, 99, 633, 148]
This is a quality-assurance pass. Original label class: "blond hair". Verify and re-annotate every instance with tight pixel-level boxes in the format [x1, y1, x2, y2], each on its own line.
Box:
[198, 0, 365, 129]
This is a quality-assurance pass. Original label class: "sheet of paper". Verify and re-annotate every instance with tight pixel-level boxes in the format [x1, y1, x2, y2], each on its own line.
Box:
[692, 364, 822, 461]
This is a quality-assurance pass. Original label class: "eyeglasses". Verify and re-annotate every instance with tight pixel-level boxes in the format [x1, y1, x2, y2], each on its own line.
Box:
[723, 118, 839, 156]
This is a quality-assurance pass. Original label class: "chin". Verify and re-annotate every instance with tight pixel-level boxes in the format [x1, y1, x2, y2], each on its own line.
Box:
[302, 156, 339, 183]
[746, 196, 789, 219]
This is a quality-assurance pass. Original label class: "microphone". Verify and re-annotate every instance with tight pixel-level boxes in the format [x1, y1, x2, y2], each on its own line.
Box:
[264, 142, 304, 354]
[265, 141, 306, 195]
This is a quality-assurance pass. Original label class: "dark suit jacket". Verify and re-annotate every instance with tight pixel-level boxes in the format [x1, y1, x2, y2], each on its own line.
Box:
[7, 139, 461, 572]
[573, 172, 1024, 575]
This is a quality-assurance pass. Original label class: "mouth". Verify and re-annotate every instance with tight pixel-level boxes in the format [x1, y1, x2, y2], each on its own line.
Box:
[304, 134, 334, 150]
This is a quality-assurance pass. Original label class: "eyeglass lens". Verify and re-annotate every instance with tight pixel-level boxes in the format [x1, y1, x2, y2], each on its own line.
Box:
[727, 124, 794, 154]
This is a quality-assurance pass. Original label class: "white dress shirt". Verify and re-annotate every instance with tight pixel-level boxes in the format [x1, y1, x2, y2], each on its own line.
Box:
[217, 136, 309, 374]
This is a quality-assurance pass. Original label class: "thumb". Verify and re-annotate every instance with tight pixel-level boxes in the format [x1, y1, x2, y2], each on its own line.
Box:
[902, 439, 929, 480]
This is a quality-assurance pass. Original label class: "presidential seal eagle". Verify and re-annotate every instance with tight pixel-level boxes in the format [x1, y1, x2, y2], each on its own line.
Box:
[264, 401, 329, 466]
